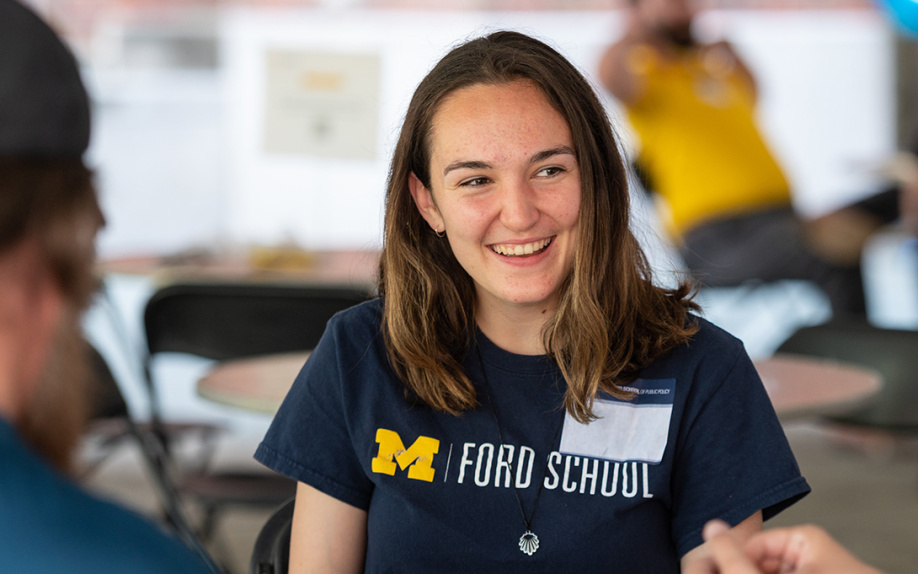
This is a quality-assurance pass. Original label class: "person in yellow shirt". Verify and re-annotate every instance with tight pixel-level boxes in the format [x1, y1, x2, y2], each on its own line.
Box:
[599, 0, 898, 316]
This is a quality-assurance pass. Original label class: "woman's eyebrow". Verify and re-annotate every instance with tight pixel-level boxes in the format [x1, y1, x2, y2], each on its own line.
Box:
[442, 146, 574, 177]
[530, 146, 575, 164]
[443, 160, 492, 177]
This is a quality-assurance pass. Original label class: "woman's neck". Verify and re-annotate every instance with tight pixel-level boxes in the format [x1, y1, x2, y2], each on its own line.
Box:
[475, 300, 554, 356]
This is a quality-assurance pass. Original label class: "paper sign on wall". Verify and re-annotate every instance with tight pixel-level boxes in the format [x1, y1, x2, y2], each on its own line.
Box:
[263, 49, 380, 160]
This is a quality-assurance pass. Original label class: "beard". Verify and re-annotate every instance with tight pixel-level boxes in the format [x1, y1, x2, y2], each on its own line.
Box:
[17, 306, 91, 475]
[657, 21, 695, 47]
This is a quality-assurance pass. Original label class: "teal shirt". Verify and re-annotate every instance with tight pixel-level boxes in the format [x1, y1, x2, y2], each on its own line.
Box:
[0, 418, 212, 573]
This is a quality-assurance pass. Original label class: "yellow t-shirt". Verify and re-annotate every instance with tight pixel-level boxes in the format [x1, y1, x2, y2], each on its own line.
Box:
[624, 44, 791, 237]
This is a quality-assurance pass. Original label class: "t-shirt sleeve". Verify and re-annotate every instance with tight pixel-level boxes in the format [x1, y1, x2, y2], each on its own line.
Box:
[254, 319, 374, 510]
[669, 341, 810, 557]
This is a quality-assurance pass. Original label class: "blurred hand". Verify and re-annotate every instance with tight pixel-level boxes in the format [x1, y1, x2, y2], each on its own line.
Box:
[688, 520, 884, 574]
[684, 520, 758, 574]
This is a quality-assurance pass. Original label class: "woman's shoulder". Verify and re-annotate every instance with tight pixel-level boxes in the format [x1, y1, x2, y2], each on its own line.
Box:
[314, 296, 387, 360]
[685, 313, 745, 353]
[643, 313, 749, 377]
[325, 296, 383, 334]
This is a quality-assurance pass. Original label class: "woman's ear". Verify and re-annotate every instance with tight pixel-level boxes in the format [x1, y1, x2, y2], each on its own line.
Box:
[408, 172, 444, 233]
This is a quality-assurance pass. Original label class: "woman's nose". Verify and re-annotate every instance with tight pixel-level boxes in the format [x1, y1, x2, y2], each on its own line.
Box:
[499, 179, 540, 231]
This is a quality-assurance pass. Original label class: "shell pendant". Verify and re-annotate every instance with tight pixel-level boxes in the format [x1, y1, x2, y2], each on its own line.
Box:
[519, 530, 539, 556]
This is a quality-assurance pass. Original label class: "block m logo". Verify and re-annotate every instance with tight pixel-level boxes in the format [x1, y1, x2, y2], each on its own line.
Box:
[371, 428, 440, 482]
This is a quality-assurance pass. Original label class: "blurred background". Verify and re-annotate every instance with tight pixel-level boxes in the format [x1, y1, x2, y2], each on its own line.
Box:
[23, 0, 918, 572]
[25, 0, 905, 256]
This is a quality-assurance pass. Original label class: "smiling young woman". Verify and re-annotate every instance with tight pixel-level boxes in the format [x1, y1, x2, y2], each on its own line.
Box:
[379, 32, 701, 422]
[255, 30, 810, 573]
[408, 80, 582, 355]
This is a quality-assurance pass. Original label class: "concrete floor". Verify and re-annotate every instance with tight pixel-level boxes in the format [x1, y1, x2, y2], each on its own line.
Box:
[768, 422, 918, 574]
[81, 420, 918, 574]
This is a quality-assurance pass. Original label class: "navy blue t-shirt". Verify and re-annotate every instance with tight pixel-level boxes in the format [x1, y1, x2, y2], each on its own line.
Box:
[255, 299, 809, 572]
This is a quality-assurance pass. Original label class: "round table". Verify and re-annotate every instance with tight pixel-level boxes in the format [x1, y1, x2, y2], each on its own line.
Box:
[197, 352, 311, 414]
[99, 248, 379, 287]
[752, 354, 882, 420]
[196, 352, 882, 419]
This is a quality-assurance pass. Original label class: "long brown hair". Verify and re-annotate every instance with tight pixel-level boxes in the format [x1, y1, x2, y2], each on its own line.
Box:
[378, 31, 697, 423]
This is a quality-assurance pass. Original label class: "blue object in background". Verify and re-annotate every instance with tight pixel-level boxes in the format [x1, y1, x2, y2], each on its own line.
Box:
[878, 0, 918, 36]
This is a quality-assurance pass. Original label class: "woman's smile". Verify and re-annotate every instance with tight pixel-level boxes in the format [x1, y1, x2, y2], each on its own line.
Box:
[489, 237, 553, 257]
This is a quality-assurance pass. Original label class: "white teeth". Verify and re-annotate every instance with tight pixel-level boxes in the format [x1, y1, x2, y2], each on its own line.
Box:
[491, 238, 552, 256]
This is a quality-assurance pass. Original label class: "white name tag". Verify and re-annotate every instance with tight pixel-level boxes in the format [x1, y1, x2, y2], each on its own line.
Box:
[559, 378, 675, 464]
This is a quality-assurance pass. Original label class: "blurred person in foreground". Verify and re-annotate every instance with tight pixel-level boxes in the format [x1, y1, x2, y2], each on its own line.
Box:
[598, 0, 901, 317]
[685, 519, 883, 574]
[0, 1, 213, 571]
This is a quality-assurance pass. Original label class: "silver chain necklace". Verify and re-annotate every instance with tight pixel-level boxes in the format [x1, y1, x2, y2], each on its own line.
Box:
[475, 345, 565, 557]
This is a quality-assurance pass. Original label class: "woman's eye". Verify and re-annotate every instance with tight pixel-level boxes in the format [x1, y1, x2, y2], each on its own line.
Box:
[537, 166, 564, 177]
[460, 177, 490, 187]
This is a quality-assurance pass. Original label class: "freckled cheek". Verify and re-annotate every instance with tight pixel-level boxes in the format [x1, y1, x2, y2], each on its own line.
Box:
[567, 187, 583, 221]
[444, 205, 494, 241]
[565, 199, 581, 220]
[544, 196, 581, 229]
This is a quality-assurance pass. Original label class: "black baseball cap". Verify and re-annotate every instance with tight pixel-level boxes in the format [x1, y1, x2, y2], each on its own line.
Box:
[0, 0, 91, 158]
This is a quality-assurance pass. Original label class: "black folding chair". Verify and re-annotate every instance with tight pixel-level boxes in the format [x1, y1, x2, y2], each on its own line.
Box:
[249, 497, 296, 574]
[141, 282, 371, 543]
[82, 338, 222, 573]
[79, 339, 135, 477]
[775, 318, 918, 433]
